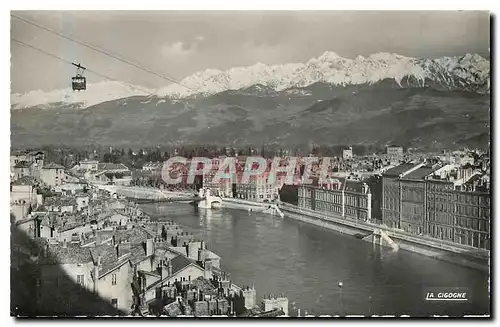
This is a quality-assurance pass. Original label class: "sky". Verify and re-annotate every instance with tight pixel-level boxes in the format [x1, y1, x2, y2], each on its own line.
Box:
[10, 10, 490, 93]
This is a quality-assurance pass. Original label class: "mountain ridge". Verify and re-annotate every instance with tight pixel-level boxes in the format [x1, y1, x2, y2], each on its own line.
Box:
[11, 51, 490, 110]
[11, 79, 490, 149]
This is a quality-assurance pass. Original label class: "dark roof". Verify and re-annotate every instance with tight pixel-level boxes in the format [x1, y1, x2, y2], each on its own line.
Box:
[41, 244, 93, 265]
[15, 217, 36, 226]
[59, 221, 85, 232]
[14, 161, 32, 169]
[464, 173, 483, 186]
[253, 309, 285, 317]
[44, 196, 77, 207]
[90, 244, 126, 277]
[133, 170, 153, 177]
[191, 276, 218, 295]
[170, 254, 194, 275]
[115, 226, 151, 244]
[461, 163, 475, 170]
[382, 163, 418, 178]
[43, 162, 65, 170]
[403, 165, 441, 180]
[143, 254, 203, 292]
[97, 163, 130, 171]
[344, 179, 364, 193]
[11, 176, 38, 186]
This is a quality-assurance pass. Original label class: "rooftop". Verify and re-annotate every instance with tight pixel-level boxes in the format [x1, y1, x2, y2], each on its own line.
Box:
[41, 243, 93, 265]
[97, 163, 130, 171]
[14, 161, 32, 169]
[11, 176, 39, 186]
[170, 254, 195, 275]
[191, 276, 218, 295]
[43, 162, 65, 170]
[464, 173, 483, 186]
[115, 226, 152, 244]
[403, 165, 441, 180]
[344, 179, 367, 193]
[382, 163, 419, 178]
[90, 244, 133, 277]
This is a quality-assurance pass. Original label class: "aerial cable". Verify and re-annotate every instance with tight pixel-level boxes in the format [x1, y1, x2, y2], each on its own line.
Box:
[11, 14, 193, 92]
[11, 37, 155, 96]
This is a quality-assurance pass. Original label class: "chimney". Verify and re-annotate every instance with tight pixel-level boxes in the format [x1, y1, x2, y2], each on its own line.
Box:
[146, 238, 154, 257]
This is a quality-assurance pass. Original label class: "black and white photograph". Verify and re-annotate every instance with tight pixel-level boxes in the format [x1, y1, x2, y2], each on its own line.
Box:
[8, 9, 492, 318]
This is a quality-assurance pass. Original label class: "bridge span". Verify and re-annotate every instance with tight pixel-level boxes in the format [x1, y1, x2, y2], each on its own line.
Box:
[93, 184, 196, 202]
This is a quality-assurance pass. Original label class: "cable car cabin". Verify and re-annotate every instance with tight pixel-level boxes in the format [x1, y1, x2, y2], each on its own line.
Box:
[72, 76, 86, 91]
[71, 62, 87, 91]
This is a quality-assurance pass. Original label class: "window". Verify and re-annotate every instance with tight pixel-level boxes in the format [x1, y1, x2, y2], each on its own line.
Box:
[111, 298, 118, 309]
[112, 273, 117, 285]
[76, 274, 84, 286]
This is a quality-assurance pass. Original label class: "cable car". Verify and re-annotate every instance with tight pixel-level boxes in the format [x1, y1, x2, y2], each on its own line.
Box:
[72, 62, 86, 91]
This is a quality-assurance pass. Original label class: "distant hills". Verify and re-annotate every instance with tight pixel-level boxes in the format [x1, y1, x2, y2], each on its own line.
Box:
[11, 51, 490, 149]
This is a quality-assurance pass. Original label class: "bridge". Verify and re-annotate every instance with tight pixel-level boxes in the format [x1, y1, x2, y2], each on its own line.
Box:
[93, 184, 197, 203]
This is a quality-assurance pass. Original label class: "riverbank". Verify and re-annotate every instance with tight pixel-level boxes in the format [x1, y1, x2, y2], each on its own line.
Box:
[220, 198, 284, 217]
[280, 203, 489, 272]
[139, 202, 490, 316]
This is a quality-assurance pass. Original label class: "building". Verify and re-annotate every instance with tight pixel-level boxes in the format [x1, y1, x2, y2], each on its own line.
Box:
[203, 170, 233, 198]
[298, 177, 372, 222]
[90, 243, 139, 313]
[387, 145, 403, 157]
[10, 150, 45, 180]
[86, 163, 132, 186]
[381, 163, 423, 229]
[142, 162, 162, 172]
[11, 176, 42, 221]
[37, 243, 98, 314]
[78, 160, 99, 172]
[382, 162, 491, 249]
[13, 161, 34, 181]
[425, 167, 490, 248]
[235, 173, 278, 202]
[387, 145, 404, 162]
[41, 163, 66, 187]
[342, 147, 353, 161]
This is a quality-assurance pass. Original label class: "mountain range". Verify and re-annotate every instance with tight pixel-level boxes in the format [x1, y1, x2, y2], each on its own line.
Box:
[11, 51, 490, 149]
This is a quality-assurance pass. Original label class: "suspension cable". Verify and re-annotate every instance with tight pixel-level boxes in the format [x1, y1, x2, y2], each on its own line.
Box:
[12, 37, 155, 96]
[11, 13, 193, 92]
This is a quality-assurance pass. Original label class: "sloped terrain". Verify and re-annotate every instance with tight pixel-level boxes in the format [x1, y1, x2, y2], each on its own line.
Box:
[11, 80, 490, 149]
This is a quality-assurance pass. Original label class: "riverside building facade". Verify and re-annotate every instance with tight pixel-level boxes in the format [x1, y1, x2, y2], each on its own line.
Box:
[297, 177, 372, 222]
[381, 162, 490, 249]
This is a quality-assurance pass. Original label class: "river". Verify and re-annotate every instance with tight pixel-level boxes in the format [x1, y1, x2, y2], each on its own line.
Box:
[140, 203, 490, 316]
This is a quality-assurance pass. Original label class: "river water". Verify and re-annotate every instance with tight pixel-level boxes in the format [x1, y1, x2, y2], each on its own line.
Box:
[140, 203, 490, 316]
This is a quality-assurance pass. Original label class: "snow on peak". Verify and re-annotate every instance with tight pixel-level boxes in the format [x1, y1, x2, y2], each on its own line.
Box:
[157, 51, 489, 98]
[11, 81, 153, 110]
[13, 51, 490, 110]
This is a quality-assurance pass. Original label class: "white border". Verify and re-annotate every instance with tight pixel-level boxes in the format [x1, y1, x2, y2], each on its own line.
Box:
[2, 2, 497, 327]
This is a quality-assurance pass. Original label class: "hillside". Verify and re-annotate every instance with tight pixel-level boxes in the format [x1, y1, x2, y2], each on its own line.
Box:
[11, 80, 490, 149]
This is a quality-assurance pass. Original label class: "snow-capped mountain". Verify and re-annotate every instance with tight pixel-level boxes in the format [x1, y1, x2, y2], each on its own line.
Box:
[158, 51, 490, 98]
[11, 81, 153, 110]
[11, 51, 489, 110]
